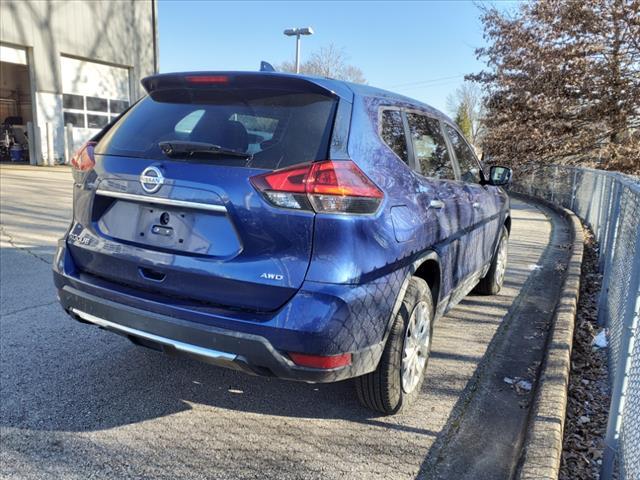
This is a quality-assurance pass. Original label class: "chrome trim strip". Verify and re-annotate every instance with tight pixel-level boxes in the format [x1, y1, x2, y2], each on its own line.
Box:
[71, 308, 237, 362]
[95, 189, 227, 213]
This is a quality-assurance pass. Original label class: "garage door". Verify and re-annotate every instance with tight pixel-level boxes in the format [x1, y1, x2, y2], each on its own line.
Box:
[60, 56, 130, 148]
[0, 44, 32, 125]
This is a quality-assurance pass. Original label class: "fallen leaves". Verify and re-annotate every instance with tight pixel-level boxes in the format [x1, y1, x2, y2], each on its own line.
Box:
[559, 227, 610, 480]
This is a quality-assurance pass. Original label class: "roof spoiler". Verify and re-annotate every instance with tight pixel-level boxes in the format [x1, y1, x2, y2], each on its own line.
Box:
[141, 72, 353, 101]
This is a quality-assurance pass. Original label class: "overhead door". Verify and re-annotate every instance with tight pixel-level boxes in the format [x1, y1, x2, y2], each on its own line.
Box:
[60, 56, 130, 149]
[0, 44, 33, 162]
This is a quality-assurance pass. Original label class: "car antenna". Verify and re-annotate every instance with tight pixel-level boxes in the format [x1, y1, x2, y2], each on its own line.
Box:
[260, 61, 276, 72]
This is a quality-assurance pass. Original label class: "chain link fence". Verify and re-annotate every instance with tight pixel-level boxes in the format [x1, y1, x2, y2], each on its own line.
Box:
[512, 166, 640, 480]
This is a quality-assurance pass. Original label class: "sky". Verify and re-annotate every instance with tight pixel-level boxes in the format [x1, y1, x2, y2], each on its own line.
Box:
[157, 1, 521, 113]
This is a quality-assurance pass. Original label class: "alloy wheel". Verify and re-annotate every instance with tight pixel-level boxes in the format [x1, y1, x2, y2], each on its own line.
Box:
[401, 301, 431, 393]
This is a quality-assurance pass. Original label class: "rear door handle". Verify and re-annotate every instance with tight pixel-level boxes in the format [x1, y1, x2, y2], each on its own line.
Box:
[429, 200, 445, 210]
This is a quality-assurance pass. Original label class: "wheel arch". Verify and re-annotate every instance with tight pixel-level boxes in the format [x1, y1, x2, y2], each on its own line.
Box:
[373, 249, 443, 375]
[504, 214, 512, 234]
[412, 256, 442, 309]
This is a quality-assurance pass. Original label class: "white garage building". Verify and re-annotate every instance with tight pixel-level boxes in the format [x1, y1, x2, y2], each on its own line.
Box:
[0, 0, 158, 165]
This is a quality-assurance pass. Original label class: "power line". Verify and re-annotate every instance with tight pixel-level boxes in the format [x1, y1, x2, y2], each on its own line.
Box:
[393, 79, 465, 92]
[386, 74, 465, 89]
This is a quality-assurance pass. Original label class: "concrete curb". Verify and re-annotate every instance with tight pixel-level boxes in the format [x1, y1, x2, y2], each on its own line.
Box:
[512, 193, 585, 480]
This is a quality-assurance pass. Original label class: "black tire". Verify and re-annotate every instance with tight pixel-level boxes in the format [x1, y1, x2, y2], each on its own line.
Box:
[355, 277, 433, 415]
[475, 226, 509, 295]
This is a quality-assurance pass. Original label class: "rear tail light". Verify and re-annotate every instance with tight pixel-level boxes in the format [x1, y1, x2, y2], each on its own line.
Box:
[70, 141, 97, 183]
[288, 352, 352, 369]
[250, 160, 383, 214]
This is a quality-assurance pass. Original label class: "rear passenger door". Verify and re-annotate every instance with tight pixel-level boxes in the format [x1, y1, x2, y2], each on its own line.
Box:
[405, 112, 475, 290]
[444, 124, 502, 268]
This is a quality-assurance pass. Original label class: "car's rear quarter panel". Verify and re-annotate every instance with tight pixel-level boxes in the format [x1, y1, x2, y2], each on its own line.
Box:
[335, 94, 464, 305]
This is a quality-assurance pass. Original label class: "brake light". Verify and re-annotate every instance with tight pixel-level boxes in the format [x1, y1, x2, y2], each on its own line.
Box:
[307, 161, 383, 198]
[288, 352, 352, 369]
[185, 75, 229, 84]
[70, 141, 97, 172]
[258, 164, 309, 193]
[250, 160, 383, 214]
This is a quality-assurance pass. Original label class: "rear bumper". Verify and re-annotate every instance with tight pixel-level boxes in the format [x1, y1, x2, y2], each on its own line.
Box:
[53, 241, 405, 383]
[59, 285, 381, 382]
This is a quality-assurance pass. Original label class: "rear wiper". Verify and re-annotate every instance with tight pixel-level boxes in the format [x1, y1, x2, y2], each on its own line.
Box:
[159, 141, 252, 159]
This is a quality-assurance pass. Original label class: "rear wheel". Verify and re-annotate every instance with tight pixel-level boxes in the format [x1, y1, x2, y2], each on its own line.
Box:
[355, 277, 433, 415]
[475, 226, 509, 295]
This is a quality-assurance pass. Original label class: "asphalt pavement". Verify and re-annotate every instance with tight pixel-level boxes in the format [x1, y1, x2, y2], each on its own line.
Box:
[0, 164, 564, 479]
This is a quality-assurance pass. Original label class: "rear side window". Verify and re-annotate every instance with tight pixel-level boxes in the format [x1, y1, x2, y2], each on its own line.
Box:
[407, 113, 455, 180]
[446, 125, 482, 183]
[380, 109, 408, 164]
[96, 90, 337, 170]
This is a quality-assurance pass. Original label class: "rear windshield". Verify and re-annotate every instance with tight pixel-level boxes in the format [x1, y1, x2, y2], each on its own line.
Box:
[95, 89, 337, 170]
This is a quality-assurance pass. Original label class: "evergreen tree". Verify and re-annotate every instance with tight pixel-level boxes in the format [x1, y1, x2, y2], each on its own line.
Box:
[455, 102, 474, 141]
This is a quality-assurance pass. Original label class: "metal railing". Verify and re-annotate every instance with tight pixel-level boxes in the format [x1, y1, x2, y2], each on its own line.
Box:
[512, 166, 640, 480]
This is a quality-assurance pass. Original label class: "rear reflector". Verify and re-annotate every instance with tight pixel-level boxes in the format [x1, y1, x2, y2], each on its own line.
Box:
[288, 352, 352, 369]
[250, 160, 383, 214]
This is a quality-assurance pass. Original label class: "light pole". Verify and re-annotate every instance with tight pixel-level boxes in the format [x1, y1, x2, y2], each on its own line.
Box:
[283, 27, 314, 74]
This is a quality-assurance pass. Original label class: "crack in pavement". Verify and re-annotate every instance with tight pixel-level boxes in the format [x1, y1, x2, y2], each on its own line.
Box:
[3, 301, 59, 318]
[0, 225, 52, 265]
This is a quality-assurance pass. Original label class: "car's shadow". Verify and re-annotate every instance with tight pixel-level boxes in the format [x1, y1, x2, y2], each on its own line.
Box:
[1, 313, 415, 433]
[1, 202, 541, 438]
[1, 243, 442, 438]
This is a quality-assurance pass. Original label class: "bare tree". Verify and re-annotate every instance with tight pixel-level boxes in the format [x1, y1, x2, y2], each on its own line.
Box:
[470, 0, 640, 175]
[446, 82, 485, 147]
[279, 43, 367, 84]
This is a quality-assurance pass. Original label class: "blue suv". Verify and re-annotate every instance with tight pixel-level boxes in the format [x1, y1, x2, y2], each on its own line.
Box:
[53, 72, 511, 414]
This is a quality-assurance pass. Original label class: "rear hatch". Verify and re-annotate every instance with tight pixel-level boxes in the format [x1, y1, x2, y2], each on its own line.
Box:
[70, 73, 340, 312]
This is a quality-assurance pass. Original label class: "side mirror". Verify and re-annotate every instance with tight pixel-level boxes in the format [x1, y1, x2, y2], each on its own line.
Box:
[489, 165, 512, 186]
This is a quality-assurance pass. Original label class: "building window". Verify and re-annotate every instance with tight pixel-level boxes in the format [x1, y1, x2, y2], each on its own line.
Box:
[110, 99, 129, 114]
[63, 111, 85, 128]
[86, 96, 108, 112]
[87, 114, 109, 129]
[62, 94, 129, 130]
[63, 94, 84, 110]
